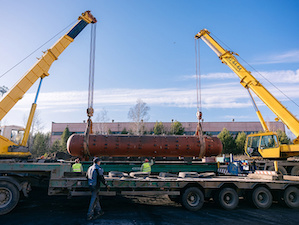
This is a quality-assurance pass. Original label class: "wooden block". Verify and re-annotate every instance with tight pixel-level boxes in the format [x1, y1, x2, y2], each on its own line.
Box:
[283, 175, 299, 181]
[247, 173, 278, 180]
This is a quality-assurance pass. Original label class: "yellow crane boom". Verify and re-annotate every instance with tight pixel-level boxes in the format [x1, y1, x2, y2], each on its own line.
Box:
[195, 29, 299, 159]
[0, 11, 97, 158]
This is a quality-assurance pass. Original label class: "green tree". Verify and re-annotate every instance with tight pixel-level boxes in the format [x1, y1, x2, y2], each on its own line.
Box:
[276, 129, 290, 144]
[31, 132, 50, 157]
[153, 121, 165, 135]
[60, 127, 71, 153]
[235, 132, 247, 154]
[170, 121, 185, 135]
[217, 128, 236, 154]
[51, 139, 62, 153]
[121, 128, 128, 134]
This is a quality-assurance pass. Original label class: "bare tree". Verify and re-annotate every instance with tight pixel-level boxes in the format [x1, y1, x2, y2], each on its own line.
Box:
[23, 110, 44, 134]
[31, 110, 44, 134]
[128, 99, 150, 135]
[95, 108, 109, 134]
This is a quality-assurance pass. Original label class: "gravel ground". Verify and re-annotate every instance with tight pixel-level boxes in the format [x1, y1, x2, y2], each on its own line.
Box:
[1, 188, 299, 225]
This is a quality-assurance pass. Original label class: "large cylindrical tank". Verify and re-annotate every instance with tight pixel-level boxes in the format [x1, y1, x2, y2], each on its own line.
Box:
[67, 134, 222, 158]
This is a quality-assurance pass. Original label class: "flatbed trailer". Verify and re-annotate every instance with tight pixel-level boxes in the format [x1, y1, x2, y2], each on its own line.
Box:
[1, 161, 299, 215]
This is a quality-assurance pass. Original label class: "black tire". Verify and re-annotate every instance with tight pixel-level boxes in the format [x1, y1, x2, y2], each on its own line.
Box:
[283, 186, 299, 208]
[291, 166, 299, 176]
[181, 187, 204, 211]
[252, 187, 272, 209]
[218, 188, 239, 210]
[0, 181, 20, 215]
[268, 166, 287, 175]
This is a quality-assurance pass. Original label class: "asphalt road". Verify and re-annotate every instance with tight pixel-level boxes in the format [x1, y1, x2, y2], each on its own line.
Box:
[1, 188, 299, 225]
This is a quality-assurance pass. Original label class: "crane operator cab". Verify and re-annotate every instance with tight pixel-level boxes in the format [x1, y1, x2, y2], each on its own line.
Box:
[0, 125, 30, 158]
[0, 125, 24, 145]
[245, 132, 280, 158]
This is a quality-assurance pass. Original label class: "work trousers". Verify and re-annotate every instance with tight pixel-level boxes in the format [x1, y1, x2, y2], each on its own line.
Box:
[87, 188, 101, 216]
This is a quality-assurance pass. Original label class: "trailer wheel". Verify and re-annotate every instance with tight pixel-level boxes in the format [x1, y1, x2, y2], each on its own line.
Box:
[291, 166, 299, 176]
[181, 187, 204, 211]
[252, 187, 272, 209]
[0, 181, 20, 215]
[217, 188, 239, 210]
[283, 187, 299, 208]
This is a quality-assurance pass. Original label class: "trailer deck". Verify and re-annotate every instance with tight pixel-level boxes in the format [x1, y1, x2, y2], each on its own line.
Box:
[1, 161, 299, 215]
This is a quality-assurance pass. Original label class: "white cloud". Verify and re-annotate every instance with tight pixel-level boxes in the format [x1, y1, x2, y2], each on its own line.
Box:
[254, 50, 299, 64]
[182, 72, 236, 80]
[253, 69, 299, 83]
[4, 76, 299, 132]
[181, 69, 299, 84]
[10, 80, 299, 113]
[2, 68, 298, 132]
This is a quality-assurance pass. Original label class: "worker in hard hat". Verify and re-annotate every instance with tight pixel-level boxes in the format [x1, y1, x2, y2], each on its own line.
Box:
[140, 158, 154, 174]
[72, 158, 83, 173]
[86, 157, 110, 220]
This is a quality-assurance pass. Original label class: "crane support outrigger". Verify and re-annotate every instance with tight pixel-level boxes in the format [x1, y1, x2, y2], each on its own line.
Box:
[195, 29, 299, 159]
[0, 11, 97, 158]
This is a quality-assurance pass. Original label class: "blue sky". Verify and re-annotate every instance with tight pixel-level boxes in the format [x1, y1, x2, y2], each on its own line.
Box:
[0, 0, 299, 135]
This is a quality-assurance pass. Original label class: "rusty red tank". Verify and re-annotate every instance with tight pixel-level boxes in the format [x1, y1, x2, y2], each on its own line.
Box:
[67, 134, 222, 158]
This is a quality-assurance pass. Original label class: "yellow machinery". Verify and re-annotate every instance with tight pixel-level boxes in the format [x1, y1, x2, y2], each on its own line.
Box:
[0, 11, 97, 158]
[195, 29, 299, 159]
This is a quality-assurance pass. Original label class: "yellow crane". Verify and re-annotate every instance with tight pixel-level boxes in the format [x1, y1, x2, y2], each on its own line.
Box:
[195, 29, 299, 159]
[0, 11, 97, 158]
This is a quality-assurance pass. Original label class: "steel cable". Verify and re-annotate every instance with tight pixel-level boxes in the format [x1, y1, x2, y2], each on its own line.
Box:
[210, 31, 299, 109]
[0, 20, 77, 79]
[88, 23, 96, 110]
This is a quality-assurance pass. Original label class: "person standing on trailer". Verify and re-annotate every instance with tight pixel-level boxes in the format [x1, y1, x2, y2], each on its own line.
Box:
[140, 158, 153, 174]
[86, 157, 109, 220]
[72, 158, 83, 172]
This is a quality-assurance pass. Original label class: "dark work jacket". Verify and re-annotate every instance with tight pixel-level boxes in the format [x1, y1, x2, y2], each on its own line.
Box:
[86, 164, 107, 190]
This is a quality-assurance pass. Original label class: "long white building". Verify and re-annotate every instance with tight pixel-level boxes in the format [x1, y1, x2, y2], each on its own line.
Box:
[50, 121, 285, 143]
